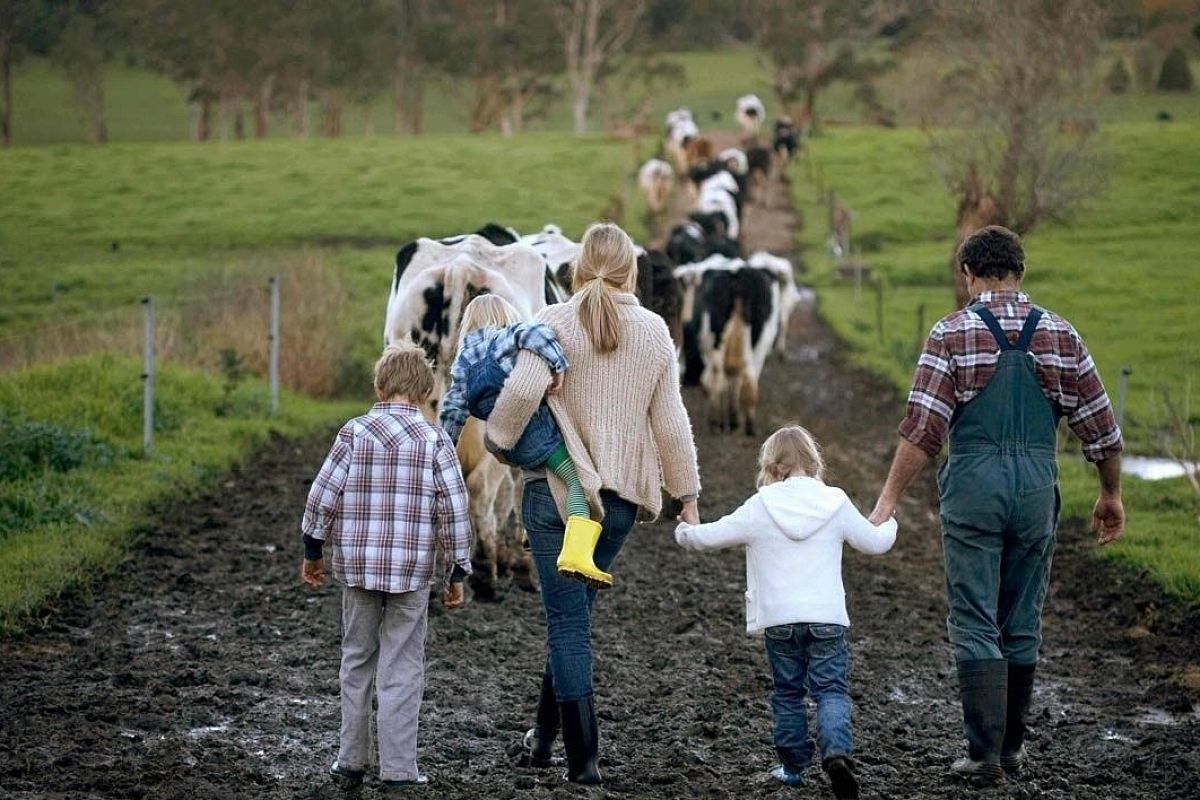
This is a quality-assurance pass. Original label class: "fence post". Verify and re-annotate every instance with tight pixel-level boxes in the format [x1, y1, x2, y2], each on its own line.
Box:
[1117, 366, 1132, 429]
[874, 280, 885, 343]
[141, 296, 155, 457]
[915, 303, 927, 357]
[269, 275, 281, 415]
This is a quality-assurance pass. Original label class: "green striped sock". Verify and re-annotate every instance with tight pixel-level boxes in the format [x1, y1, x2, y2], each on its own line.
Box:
[545, 444, 591, 519]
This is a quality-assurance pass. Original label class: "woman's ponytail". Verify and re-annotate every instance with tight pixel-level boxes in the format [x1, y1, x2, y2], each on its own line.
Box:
[573, 222, 637, 354]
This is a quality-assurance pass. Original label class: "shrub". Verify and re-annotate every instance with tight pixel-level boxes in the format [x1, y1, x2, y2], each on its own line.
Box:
[1157, 47, 1194, 92]
[0, 416, 115, 483]
[1106, 58, 1132, 94]
[1133, 43, 1161, 91]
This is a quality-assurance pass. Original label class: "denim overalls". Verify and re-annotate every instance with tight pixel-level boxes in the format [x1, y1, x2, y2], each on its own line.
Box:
[466, 356, 562, 469]
[938, 306, 1060, 667]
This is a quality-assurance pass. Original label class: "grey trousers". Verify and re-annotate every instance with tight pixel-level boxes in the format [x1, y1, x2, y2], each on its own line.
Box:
[338, 586, 428, 782]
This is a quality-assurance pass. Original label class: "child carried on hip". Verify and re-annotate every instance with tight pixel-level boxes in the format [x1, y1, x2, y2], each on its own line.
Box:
[674, 425, 898, 799]
[439, 294, 609, 589]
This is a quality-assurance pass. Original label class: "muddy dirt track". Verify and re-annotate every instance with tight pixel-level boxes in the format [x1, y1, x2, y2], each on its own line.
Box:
[3, 136, 1200, 800]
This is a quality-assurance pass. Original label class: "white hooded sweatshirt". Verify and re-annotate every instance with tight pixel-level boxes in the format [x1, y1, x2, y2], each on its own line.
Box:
[675, 476, 897, 633]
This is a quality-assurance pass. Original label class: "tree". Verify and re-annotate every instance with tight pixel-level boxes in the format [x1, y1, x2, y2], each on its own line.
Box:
[1106, 57, 1133, 93]
[750, 0, 905, 132]
[0, 0, 39, 146]
[1157, 46, 1194, 90]
[554, 0, 646, 135]
[52, 2, 111, 144]
[925, 0, 1107, 307]
[391, 0, 431, 135]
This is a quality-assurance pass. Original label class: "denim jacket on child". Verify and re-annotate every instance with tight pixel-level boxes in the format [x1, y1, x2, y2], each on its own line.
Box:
[439, 322, 569, 445]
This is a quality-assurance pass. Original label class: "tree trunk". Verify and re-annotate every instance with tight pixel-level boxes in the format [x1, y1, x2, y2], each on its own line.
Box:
[323, 90, 345, 137]
[571, 78, 590, 135]
[361, 103, 374, 137]
[294, 79, 310, 138]
[233, 104, 245, 140]
[393, 60, 407, 135]
[254, 76, 272, 138]
[197, 95, 213, 142]
[410, 73, 424, 134]
[804, 85, 819, 134]
[85, 76, 107, 144]
[0, 38, 12, 147]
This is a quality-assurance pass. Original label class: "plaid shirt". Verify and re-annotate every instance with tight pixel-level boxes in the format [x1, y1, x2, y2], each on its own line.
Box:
[900, 291, 1122, 463]
[301, 402, 473, 593]
[439, 322, 569, 444]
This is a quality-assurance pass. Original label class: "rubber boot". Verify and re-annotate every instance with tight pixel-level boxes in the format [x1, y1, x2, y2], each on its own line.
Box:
[556, 517, 612, 589]
[523, 671, 559, 768]
[559, 696, 602, 785]
[951, 659, 1007, 787]
[1001, 663, 1036, 775]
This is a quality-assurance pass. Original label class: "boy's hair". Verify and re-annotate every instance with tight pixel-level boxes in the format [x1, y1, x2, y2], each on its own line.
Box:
[374, 340, 435, 402]
[957, 225, 1025, 281]
[458, 294, 524, 349]
[757, 425, 825, 487]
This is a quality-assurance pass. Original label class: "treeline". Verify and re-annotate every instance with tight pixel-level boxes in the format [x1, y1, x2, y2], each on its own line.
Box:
[0, 0, 762, 146]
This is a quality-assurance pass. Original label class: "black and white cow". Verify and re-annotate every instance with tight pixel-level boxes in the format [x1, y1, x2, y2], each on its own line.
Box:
[665, 219, 739, 269]
[736, 94, 767, 138]
[773, 117, 799, 163]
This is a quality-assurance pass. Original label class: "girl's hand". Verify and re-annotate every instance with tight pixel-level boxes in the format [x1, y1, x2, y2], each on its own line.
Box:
[546, 372, 564, 397]
[678, 499, 700, 525]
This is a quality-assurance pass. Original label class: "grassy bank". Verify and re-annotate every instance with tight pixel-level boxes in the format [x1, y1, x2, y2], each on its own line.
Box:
[793, 122, 1200, 599]
[0, 133, 641, 629]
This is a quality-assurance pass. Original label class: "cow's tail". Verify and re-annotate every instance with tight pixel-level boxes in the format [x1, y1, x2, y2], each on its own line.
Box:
[723, 299, 746, 379]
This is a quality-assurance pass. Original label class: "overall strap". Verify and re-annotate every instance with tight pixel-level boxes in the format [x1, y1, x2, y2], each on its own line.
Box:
[969, 305, 1013, 351]
[1014, 308, 1043, 353]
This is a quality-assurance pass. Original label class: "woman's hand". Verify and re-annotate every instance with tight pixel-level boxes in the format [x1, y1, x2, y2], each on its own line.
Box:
[678, 499, 700, 526]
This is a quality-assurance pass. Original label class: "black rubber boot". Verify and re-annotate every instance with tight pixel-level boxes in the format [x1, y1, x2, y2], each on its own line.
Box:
[559, 696, 602, 785]
[823, 755, 859, 800]
[951, 659, 1008, 787]
[1001, 663, 1036, 775]
[523, 671, 559, 768]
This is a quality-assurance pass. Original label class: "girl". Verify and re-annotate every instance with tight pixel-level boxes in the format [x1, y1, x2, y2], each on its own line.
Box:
[674, 425, 897, 799]
[486, 222, 701, 785]
[439, 294, 609, 589]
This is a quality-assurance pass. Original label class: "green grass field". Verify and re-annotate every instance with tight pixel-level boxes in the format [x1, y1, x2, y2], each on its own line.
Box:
[792, 121, 1200, 599]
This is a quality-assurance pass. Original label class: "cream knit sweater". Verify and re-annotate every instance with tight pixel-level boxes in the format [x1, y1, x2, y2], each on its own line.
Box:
[487, 292, 701, 520]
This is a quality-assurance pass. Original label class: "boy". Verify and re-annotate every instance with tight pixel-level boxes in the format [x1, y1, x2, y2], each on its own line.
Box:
[300, 340, 473, 790]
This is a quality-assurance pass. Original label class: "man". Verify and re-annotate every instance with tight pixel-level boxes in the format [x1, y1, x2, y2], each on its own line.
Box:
[868, 226, 1125, 787]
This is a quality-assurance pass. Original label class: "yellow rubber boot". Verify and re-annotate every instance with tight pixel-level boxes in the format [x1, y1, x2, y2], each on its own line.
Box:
[556, 517, 612, 589]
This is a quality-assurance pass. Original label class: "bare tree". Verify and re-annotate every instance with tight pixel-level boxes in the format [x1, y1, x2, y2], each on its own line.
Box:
[554, 0, 646, 135]
[750, 0, 902, 132]
[926, 0, 1107, 306]
[0, 0, 37, 147]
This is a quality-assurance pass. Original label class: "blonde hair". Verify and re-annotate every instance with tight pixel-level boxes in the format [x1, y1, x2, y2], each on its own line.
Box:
[757, 425, 825, 487]
[572, 222, 638, 353]
[459, 294, 523, 349]
[374, 340, 434, 402]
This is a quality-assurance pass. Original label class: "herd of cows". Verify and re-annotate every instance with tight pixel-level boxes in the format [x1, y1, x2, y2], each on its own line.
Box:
[380, 95, 805, 595]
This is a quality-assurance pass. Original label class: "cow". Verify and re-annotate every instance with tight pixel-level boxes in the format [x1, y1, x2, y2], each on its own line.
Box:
[383, 245, 546, 599]
[773, 117, 799, 166]
[665, 219, 738, 269]
[517, 225, 579, 304]
[717, 147, 749, 177]
[745, 145, 772, 198]
[693, 263, 780, 436]
[684, 135, 715, 170]
[638, 158, 674, 216]
[746, 250, 804, 354]
[665, 110, 699, 175]
[697, 180, 741, 240]
[736, 94, 767, 140]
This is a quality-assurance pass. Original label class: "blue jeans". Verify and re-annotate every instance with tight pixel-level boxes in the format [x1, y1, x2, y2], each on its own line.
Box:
[466, 356, 561, 468]
[522, 478, 638, 701]
[764, 623, 853, 772]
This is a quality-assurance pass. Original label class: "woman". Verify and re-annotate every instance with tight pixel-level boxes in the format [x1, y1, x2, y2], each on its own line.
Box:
[487, 222, 701, 785]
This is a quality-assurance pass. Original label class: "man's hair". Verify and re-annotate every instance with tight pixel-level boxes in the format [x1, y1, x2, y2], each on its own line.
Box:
[957, 225, 1025, 281]
[374, 340, 434, 402]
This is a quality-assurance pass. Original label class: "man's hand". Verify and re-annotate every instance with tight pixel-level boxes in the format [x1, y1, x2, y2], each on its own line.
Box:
[678, 499, 700, 526]
[1091, 492, 1125, 545]
[546, 372, 565, 397]
[442, 581, 466, 610]
[868, 497, 895, 527]
[301, 558, 325, 588]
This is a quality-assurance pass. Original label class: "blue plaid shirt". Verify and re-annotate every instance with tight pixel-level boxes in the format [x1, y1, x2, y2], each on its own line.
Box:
[439, 322, 569, 444]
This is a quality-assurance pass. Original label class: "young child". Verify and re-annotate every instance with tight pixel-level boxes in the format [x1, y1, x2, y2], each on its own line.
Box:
[674, 425, 897, 799]
[438, 294, 610, 589]
[300, 340, 473, 790]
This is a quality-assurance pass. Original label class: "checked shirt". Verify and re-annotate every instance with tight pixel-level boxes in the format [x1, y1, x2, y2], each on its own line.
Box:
[302, 402, 473, 593]
[900, 290, 1122, 463]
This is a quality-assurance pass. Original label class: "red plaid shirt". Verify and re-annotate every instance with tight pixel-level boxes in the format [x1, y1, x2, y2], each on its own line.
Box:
[900, 291, 1122, 463]
[302, 402, 473, 593]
